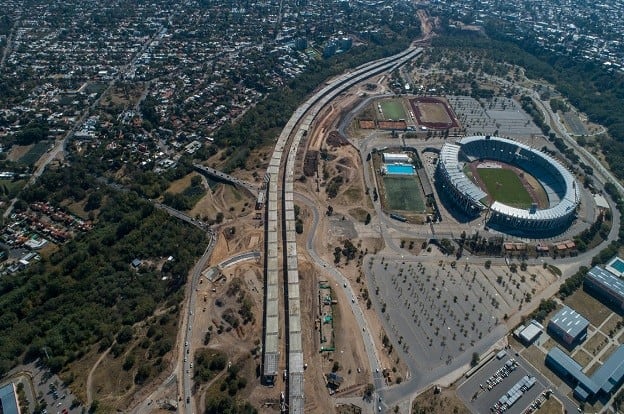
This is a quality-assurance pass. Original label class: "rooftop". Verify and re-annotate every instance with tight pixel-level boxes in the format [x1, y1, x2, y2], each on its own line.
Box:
[547, 344, 624, 400]
[548, 306, 589, 339]
[586, 266, 624, 300]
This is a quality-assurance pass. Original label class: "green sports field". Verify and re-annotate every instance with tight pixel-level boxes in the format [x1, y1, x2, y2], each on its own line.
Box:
[476, 168, 532, 208]
[379, 100, 407, 120]
[383, 176, 425, 212]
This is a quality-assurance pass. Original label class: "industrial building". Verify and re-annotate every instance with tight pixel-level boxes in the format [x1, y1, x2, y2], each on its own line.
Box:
[584, 265, 624, 311]
[547, 306, 589, 348]
[514, 319, 543, 345]
[546, 345, 624, 402]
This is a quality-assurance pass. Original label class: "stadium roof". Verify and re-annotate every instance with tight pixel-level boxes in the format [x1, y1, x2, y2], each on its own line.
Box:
[438, 143, 487, 203]
[586, 266, 624, 301]
[458, 136, 580, 222]
[549, 306, 589, 339]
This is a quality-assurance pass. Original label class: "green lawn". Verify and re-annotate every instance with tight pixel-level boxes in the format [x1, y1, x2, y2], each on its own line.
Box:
[380, 99, 407, 120]
[18, 140, 52, 166]
[476, 168, 532, 208]
[383, 176, 425, 212]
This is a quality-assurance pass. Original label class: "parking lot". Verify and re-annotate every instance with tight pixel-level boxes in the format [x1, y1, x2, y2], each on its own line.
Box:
[457, 355, 546, 414]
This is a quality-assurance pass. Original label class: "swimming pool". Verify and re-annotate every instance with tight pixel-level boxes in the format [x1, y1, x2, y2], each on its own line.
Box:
[609, 257, 624, 274]
[385, 163, 415, 175]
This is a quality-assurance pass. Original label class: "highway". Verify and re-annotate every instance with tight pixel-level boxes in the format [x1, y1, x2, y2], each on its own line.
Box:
[262, 43, 423, 413]
[193, 163, 259, 197]
[294, 193, 385, 390]
[182, 230, 216, 414]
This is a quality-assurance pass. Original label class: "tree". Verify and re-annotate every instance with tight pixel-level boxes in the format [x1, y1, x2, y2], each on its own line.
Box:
[471, 352, 480, 367]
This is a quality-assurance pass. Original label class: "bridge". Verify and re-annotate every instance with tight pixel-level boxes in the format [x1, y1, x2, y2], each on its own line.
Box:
[193, 164, 260, 197]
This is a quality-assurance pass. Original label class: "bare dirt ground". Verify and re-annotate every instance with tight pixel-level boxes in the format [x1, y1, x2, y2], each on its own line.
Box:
[412, 386, 471, 414]
[191, 261, 267, 411]
[6, 144, 32, 161]
[291, 79, 412, 406]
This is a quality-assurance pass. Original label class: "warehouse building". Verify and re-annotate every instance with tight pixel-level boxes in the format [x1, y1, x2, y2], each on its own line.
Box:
[584, 266, 624, 311]
[547, 306, 589, 349]
[546, 345, 624, 402]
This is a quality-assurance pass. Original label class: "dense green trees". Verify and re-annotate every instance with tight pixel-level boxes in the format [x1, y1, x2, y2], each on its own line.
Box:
[212, 39, 411, 171]
[0, 167, 207, 377]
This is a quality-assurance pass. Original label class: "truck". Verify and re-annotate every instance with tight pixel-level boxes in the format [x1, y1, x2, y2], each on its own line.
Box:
[390, 213, 407, 222]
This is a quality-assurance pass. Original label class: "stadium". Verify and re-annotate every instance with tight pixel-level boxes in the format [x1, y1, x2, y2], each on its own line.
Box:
[436, 135, 580, 236]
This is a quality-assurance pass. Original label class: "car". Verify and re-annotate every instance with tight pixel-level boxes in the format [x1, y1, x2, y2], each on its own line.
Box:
[343, 283, 347, 288]
[190, 362, 193, 368]
[185, 341, 188, 346]
[61, 409, 68, 414]
[184, 357, 187, 362]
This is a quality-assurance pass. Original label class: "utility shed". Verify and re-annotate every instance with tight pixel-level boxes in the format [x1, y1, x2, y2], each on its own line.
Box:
[548, 306, 589, 348]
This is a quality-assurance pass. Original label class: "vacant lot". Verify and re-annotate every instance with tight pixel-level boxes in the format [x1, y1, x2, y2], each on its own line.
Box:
[476, 168, 532, 208]
[417, 102, 452, 124]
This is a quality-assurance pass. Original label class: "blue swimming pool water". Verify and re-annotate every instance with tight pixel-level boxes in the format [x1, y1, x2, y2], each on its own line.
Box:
[611, 258, 624, 273]
[385, 163, 415, 175]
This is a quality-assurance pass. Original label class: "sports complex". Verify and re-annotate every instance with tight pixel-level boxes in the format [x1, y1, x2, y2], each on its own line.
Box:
[436, 135, 580, 236]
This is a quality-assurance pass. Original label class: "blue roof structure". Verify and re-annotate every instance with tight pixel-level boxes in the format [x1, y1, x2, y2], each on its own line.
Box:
[591, 345, 624, 394]
[546, 345, 624, 401]
[548, 306, 589, 344]
[0, 383, 20, 414]
[585, 266, 624, 308]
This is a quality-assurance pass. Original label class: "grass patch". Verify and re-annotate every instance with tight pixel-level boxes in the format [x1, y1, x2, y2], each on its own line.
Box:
[584, 331, 608, 356]
[536, 396, 564, 414]
[349, 207, 369, 223]
[563, 289, 611, 327]
[476, 168, 532, 208]
[342, 186, 362, 204]
[18, 140, 52, 165]
[572, 349, 592, 367]
[412, 386, 470, 414]
[382, 176, 425, 212]
[379, 99, 407, 120]
[522, 346, 562, 387]
[0, 179, 26, 198]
